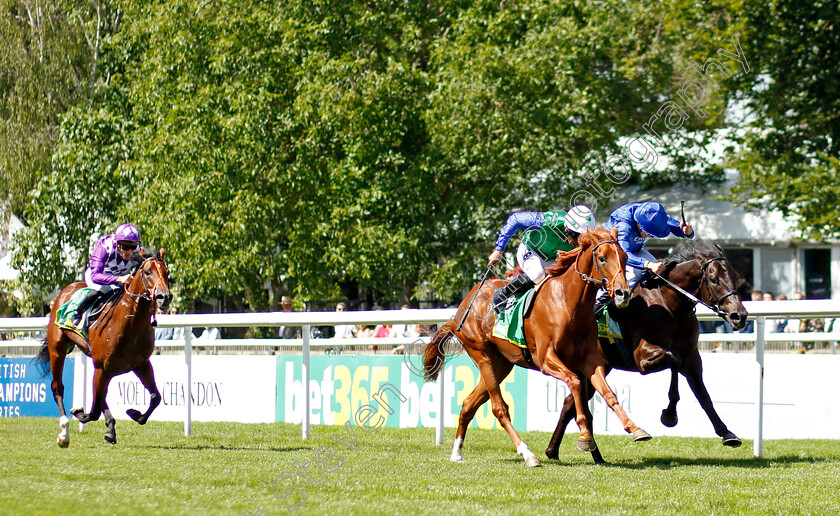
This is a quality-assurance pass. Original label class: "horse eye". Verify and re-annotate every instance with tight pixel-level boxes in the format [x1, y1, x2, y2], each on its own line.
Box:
[711, 276, 720, 285]
[599, 255, 607, 263]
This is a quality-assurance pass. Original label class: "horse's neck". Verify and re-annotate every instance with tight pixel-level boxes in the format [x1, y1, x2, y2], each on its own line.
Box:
[663, 260, 702, 310]
[552, 250, 597, 307]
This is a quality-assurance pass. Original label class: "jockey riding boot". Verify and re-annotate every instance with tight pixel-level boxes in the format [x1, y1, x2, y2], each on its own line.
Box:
[73, 289, 103, 328]
[493, 274, 535, 313]
[593, 291, 612, 314]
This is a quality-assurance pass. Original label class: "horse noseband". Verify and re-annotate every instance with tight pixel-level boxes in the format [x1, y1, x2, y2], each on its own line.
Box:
[700, 256, 739, 314]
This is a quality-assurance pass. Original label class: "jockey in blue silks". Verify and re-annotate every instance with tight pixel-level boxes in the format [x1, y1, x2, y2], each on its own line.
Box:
[605, 201, 694, 287]
[488, 205, 596, 312]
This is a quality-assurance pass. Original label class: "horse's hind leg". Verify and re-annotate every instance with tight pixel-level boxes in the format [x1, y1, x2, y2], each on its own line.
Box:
[546, 378, 605, 464]
[682, 354, 741, 447]
[72, 368, 108, 423]
[126, 360, 161, 425]
[450, 376, 491, 463]
[545, 391, 576, 459]
[661, 368, 680, 427]
[103, 403, 117, 444]
[474, 354, 541, 467]
[47, 340, 71, 448]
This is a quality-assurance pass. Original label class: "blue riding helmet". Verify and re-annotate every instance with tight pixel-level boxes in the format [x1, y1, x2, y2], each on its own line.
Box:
[633, 202, 670, 238]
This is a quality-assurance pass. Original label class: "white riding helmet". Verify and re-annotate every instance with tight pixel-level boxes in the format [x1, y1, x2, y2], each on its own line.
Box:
[564, 205, 596, 234]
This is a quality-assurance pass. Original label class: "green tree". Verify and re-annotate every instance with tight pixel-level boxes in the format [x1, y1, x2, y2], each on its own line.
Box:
[11, 0, 749, 313]
[723, 0, 840, 240]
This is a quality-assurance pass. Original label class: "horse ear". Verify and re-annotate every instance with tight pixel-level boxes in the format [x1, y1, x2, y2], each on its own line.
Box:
[159, 248, 166, 260]
[610, 226, 618, 240]
[714, 243, 725, 256]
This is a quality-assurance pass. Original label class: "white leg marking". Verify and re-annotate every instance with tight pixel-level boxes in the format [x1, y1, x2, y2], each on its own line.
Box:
[450, 436, 464, 463]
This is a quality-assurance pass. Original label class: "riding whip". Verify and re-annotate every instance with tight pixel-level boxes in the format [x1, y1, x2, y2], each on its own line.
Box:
[455, 264, 495, 332]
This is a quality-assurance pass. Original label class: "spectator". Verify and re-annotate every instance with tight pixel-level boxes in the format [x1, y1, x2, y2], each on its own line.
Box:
[738, 290, 764, 334]
[391, 304, 419, 339]
[353, 324, 374, 338]
[773, 294, 789, 332]
[154, 306, 180, 341]
[374, 324, 392, 338]
[786, 292, 824, 352]
[198, 326, 221, 341]
[278, 295, 302, 339]
[333, 302, 355, 339]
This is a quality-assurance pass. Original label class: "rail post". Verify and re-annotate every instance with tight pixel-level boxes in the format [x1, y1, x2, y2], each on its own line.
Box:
[302, 324, 310, 440]
[184, 327, 192, 436]
[754, 317, 765, 458]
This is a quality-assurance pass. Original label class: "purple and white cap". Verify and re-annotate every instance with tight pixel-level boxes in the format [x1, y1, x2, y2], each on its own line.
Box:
[114, 223, 141, 244]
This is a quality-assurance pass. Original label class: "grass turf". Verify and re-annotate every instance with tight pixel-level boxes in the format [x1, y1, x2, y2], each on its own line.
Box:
[1, 417, 839, 515]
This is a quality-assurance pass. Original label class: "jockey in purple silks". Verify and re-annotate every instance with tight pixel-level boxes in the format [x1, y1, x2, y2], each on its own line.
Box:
[71, 223, 142, 327]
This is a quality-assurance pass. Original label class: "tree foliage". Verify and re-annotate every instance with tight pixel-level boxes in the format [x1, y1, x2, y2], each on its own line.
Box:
[9, 0, 830, 313]
[722, 0, 840, 240]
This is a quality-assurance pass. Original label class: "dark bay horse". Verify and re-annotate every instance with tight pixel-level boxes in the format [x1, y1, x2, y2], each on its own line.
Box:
[546, 240, 748, 463]
[423, 228, 650, 467]
[37, 248, 172, 447]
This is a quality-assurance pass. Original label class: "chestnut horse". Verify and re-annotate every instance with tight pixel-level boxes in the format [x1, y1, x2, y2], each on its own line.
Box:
[423, 228, 650, 467]
[545, 240, 748, 463]
[37, 248, 172, 447]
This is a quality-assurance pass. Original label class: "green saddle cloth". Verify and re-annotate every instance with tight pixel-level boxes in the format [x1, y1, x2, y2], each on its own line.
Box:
[55, 288, 92, 335]
[492, 290, 531, 348]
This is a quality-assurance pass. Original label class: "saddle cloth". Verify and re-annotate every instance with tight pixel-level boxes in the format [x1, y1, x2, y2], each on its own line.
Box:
[597, 309, 635, 369]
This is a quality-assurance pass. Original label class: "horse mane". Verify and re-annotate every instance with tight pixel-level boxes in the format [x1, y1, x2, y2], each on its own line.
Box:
[545, 228, 611, 277]
[661, 239, 722, 266]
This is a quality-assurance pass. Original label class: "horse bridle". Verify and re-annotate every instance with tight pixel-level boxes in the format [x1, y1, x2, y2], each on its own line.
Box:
[652, 254, 739, 318]
[575, 239, 623, 295]
[699, 256, 740, 315]
[124, 258, 168, 302]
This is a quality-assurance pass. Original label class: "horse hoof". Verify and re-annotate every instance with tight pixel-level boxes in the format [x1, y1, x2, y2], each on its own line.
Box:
[545, 448, 559, 460]
[104, 433, 116, 445]
[660, 410, 678, 428]
[524, 456, 541, 467]
[577, 438, 597, 452]
[632, 429, 652, 442]
[722, 432, 742, 448]
[57, 437, 70, 448]
[126, 409, 143, 423]
[449, 456, 464, 463]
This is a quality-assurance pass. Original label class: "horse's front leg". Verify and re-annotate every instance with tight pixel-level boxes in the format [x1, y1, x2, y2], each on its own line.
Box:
[682, 354, 742, 447]
[587, 361, 651, 442]
[540, 353, 596, 453]
[126, 360, 161, 425]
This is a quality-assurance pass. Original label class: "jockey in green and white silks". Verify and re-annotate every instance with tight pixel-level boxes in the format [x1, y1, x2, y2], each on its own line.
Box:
[488, 205, 596, 312]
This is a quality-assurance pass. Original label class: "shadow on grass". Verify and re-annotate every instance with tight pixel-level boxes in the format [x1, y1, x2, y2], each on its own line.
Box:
[542, 455, 834, 469]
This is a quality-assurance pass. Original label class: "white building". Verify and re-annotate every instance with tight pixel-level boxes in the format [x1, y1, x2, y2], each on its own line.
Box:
[603, 176, 839, 300]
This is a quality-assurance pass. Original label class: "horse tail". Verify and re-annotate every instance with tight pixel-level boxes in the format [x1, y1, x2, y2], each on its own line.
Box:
[34, 338, 51, 377]
[422, 319, 458, 382]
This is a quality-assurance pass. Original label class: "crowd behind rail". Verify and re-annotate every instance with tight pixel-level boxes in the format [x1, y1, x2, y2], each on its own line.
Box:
[2, 293, 839, 357]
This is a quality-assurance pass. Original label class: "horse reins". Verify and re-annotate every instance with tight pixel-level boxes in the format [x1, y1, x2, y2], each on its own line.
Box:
[651, 255, 738, 317]
[574, 239, 623, 295]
